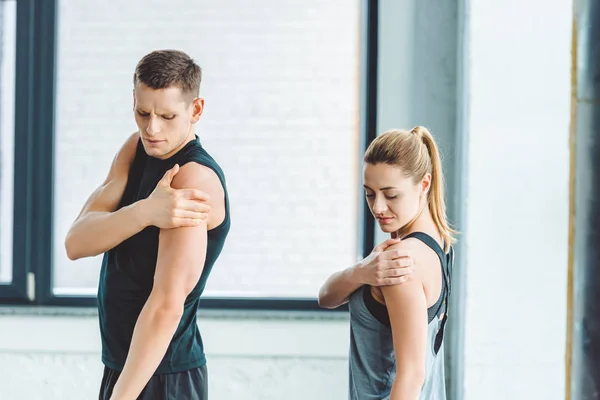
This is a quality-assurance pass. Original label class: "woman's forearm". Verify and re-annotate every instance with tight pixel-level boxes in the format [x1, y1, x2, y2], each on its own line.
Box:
[390, 369, 425, 400]
[318, 264, 364, 309]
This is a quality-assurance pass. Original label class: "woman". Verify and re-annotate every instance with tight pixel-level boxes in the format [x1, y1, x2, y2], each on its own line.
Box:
[319, 126, 455, 400]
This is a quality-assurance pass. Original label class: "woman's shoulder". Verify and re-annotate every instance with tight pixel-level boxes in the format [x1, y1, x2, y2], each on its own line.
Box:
[387, 233, 441, 273]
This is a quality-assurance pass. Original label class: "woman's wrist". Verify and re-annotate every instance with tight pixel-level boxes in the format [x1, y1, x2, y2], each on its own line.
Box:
[349, 262, 365, 286]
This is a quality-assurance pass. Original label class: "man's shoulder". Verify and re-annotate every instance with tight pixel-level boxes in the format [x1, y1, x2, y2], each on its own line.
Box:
[120, 132, 141, 160]
[186, 141, 226, 176]
[112, 132, 140, 172]
[173, 162, 221, 192]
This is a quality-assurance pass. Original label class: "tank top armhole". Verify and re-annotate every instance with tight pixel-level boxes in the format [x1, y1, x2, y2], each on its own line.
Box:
[179, 158, 230, 232]
[400, 232, 450, 323]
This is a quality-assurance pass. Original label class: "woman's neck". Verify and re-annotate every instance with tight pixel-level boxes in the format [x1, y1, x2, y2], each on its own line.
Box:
[392, 206, 438, 240]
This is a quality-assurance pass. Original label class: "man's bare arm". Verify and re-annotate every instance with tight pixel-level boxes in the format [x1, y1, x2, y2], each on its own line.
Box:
[109, 163, 225, 400]
[64, 135, 212, 261]
[64, 133, 144, 260]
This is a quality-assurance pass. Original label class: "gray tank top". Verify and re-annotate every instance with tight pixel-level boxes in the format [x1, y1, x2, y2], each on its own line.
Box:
[348, 232, 453, 400]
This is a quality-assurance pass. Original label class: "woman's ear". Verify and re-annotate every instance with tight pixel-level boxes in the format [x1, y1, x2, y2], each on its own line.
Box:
[421, 173, 432, 195]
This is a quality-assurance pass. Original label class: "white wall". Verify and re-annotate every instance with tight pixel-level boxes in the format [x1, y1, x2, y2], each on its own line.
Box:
[0, 310, 349, 400]
[374, 0, 572, 398]
[461, 0, 572, 399]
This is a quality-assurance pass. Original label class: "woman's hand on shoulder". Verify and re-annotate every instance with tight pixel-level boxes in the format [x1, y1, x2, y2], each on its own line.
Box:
[354, 238, 416, 287]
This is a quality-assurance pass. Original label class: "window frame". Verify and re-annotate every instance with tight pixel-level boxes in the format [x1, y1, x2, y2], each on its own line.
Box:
[0, 0, 378, 311]
[0, 0, 54, 304]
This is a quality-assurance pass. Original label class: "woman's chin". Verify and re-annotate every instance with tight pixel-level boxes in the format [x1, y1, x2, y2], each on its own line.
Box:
[378, 222, 401, 234]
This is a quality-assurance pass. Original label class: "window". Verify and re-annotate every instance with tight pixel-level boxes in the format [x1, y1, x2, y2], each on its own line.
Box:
[0, 0, 378, 309]
[52, 0, 361, 302]
[0, 0, 15, 286]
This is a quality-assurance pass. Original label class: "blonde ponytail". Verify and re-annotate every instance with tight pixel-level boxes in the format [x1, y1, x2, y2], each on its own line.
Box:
[411, 127, 456, 251]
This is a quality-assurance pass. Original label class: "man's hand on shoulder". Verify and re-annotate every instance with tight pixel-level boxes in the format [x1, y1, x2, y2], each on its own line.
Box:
[169, 163, 225, 230]
[140, 164, 213, 229]
[151, 162, 225, 300]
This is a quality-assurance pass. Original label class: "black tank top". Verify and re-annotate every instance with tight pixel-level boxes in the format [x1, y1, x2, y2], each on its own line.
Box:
[97, 135, 231, 374]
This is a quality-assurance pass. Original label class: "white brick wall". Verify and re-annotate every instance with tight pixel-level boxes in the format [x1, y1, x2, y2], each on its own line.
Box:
[0, 353, 347, 400]
[0, 312, 350, 400]
[52, 0, 360, 297]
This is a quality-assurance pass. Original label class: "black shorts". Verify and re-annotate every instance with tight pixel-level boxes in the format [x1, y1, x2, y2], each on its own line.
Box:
[98, 364, 208, 400]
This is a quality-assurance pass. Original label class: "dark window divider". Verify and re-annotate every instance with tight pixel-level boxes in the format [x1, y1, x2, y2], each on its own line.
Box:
[0, 0, 37, 303]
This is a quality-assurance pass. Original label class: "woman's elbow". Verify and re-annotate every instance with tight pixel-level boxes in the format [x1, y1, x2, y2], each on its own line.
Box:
[317, 288, 333, 309]
[317, 289, 329, 308]
[317, 289, 344, 309]
[411, 368, 426, 387]
[318, 297, 336, 309]
[394, 366, 426, 393]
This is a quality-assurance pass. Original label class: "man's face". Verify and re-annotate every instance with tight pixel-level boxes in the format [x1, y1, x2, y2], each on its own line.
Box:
[133, 82, 204, 159]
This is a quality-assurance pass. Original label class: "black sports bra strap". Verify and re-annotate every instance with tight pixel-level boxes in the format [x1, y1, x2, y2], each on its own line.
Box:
[401, 232, 446, 268]
[446, 246, 454, 294]
[403, 231, 454, 355]
[401, 231, 451, 303]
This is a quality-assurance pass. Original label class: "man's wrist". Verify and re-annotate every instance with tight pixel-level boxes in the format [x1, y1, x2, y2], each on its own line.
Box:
[132, 199, 151, 229]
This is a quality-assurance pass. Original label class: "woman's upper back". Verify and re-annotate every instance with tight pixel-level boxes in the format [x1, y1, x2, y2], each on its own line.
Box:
[347, 231, 453, 400]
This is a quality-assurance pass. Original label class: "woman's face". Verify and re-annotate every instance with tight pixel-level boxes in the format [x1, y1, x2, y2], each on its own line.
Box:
[363, 163, 430, 234]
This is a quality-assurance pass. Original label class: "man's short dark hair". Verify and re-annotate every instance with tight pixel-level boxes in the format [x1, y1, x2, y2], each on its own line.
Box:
[133, 50, 202, 101]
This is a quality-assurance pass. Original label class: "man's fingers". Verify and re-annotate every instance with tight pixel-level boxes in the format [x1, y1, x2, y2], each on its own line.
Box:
[180, 189, 211, 202]
[159, 164, 180, 186]
[192, 202, 211, 214]
[173, 208, 210, 220]
[179, 199, 211, 213]
[172, 216, 208, 227]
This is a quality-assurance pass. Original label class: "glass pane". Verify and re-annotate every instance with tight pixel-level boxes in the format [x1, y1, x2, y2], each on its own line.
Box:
[53, 0, 359, 298]
[0, 0, 16, 284]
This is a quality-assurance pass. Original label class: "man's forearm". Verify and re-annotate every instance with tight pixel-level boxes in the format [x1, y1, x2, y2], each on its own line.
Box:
[110, 296, 182, 400]
[65, 201, 149, 260]
[318, 264, 363, 309]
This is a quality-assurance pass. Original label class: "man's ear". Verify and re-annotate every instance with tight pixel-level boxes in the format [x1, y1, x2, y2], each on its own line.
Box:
[191, 97, 204, 123]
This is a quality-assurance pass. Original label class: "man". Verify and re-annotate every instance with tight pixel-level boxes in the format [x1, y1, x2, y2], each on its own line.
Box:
[65, 49, 230, 400]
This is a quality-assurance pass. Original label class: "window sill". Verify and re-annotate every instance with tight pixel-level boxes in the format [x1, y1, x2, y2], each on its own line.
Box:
[0, 306, 350, 358]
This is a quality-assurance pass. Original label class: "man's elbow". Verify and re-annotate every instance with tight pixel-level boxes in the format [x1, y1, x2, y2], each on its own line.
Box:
[148, 292, 186, 323]
[154, 303, 185, 325]
[64, 233, 82, 261]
